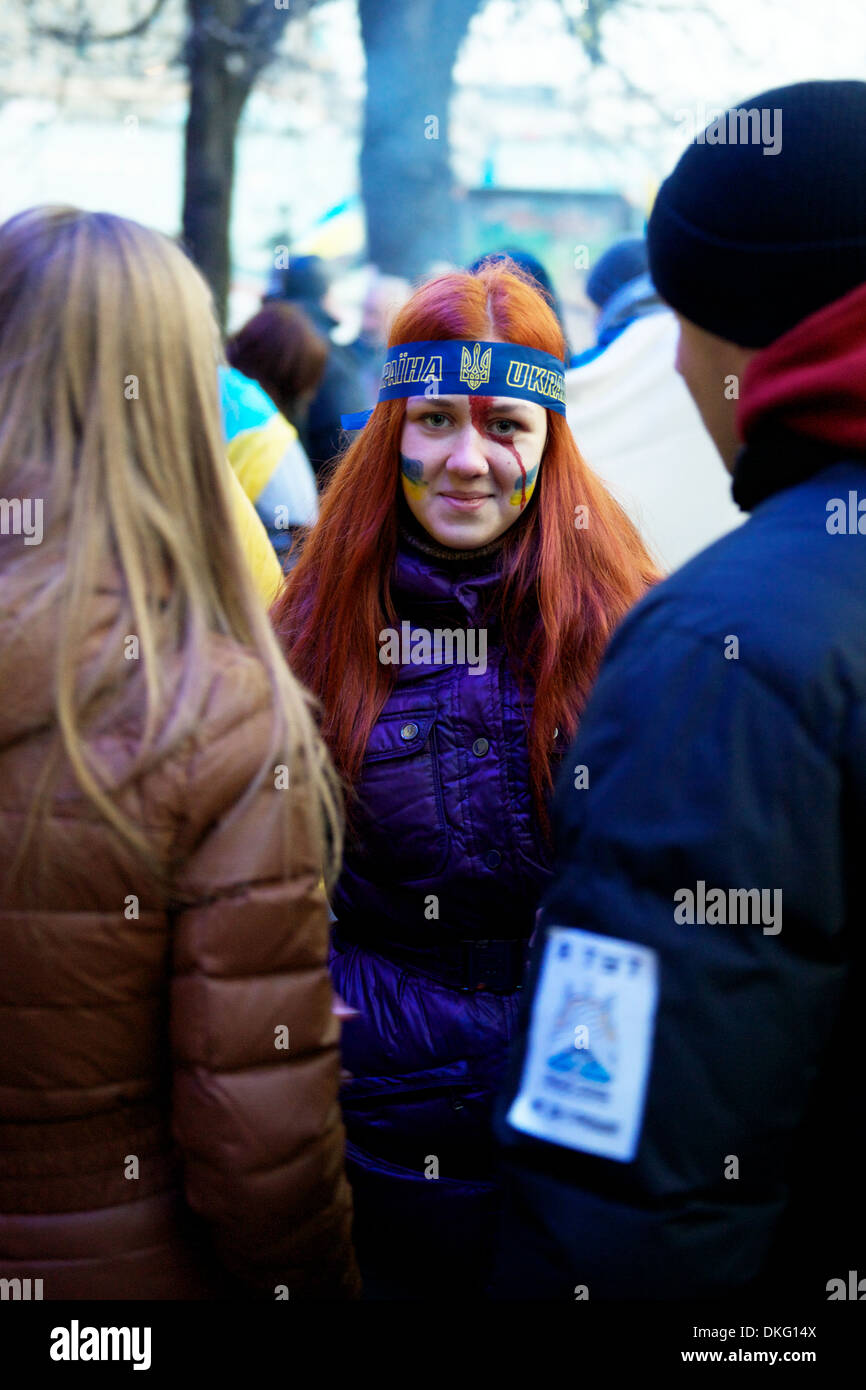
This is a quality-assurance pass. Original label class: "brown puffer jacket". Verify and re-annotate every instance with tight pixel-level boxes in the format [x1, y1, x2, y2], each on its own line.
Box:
[0, 591, 360, 1300]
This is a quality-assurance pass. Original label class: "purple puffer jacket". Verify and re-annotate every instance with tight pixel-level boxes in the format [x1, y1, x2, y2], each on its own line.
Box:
[329, 526, 566, 1292]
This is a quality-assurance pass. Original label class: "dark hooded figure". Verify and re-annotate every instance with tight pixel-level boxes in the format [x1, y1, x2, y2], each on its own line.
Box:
[494, 79, 866, 1302]
[264, 255, 368, 481]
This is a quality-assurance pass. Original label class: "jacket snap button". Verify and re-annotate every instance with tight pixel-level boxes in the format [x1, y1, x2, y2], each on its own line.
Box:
[472, 737, 489, 757]
[485, 849, 501, 869]
[400, 722, 419, 741]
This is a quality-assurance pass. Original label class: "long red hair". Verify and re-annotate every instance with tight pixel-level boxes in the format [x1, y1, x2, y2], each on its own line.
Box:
[273, 260, 657, 827]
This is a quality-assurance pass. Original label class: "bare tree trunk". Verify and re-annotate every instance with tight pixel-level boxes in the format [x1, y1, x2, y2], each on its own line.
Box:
[359, 0, 480, 279]
[182, 0, 293, 328]
[183, 49, 248, 325]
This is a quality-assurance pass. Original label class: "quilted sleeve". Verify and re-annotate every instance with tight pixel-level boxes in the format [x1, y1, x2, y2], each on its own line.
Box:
[169, 656, 360, 1299]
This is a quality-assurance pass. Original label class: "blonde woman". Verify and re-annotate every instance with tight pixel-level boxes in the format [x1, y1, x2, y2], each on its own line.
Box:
[0, 207, 359, 1300]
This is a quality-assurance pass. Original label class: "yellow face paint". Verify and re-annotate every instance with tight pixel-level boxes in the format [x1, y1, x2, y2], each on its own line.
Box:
[509, 461, 540, 507]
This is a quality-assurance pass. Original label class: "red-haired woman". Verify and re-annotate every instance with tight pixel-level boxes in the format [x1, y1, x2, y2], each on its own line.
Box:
[273, 261, 657, 1297]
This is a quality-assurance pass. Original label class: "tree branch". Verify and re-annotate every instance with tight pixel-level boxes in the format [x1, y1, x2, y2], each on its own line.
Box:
[17, 0, 172, 45]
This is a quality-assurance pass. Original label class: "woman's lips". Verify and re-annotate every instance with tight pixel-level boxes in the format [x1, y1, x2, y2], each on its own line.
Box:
[438, 493, 492, 510]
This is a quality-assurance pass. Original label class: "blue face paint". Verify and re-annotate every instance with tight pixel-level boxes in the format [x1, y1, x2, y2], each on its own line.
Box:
[400, 453, 427, 499]
[341, 339, 567, 430]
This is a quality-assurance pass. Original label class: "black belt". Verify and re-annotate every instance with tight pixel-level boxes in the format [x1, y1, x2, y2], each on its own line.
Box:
[333, 928, 530, 994]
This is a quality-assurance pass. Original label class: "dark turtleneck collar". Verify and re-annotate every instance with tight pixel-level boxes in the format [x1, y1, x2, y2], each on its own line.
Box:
[732, 428, 863, 512]
[398, 520, 510, 566]
[396, 494, 513, 567]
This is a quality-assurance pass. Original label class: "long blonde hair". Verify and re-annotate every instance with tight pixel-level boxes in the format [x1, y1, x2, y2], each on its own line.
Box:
[0, 206, 341, 891]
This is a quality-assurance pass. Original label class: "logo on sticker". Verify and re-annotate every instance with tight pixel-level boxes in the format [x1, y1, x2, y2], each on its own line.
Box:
[506, 926, 658, 1162]
[546, 990, 617, 1084]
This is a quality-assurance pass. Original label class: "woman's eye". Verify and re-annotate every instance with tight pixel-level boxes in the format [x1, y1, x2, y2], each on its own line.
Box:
[489, 418, 518, 435]
[422, 412, 451, 427]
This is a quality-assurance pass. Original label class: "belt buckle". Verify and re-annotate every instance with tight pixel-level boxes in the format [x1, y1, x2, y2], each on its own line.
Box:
[459, 939, 520, 993]
[459, 938, 486, 992]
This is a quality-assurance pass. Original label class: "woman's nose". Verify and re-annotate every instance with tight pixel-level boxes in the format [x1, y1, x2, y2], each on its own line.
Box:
[447, 424, 490, 473]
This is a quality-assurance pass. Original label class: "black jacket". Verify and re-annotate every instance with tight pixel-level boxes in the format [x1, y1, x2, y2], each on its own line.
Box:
[494, 441, 866, 1301]
[290, 301, 368, 480]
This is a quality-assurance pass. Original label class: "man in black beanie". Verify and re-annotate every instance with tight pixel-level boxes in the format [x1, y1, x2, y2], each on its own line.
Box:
[493, 80, 866, 1302]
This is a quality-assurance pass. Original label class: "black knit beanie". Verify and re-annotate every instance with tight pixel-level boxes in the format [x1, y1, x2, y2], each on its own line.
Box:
[647, 80, 866, 347]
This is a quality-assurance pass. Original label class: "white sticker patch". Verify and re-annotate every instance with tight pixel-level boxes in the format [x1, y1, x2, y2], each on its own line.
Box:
[507, 926, 659, 1162]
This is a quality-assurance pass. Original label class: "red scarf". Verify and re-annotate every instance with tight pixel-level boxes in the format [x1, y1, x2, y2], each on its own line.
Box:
[738, 279, 866, 450]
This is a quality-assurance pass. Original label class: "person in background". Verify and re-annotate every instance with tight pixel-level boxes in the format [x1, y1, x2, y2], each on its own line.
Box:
[565, 237, 744, 572]
[263, 254, 368, 480]
[225, 460, 285, 602]
[346, 268, 411, 405]
[494, 79, 866, 1302]
[470, 248, 572, 361]
[273, 259, 656, 1298]
[220, 353, 319, 569]
[226, 300, 327, 443]
[0, 206, 360, 1301]
[571, 237, 661, 369]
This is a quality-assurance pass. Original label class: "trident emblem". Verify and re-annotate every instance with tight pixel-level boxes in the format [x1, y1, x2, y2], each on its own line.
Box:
[459, 342, 492, 391]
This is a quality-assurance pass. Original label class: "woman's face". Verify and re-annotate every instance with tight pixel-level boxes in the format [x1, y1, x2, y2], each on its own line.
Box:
[399, 393, 548, 549]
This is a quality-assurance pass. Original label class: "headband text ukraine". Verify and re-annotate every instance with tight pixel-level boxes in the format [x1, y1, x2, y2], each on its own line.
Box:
[341, 339, 567, 430]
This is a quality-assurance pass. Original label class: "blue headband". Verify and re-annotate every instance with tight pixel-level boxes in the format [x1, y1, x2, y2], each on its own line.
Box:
[341, 339, 567, 430]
